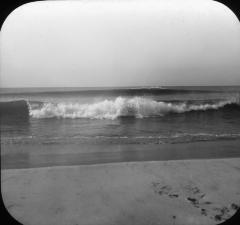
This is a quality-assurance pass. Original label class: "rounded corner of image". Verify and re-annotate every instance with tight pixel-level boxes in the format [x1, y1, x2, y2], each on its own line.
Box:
[0, 187, 24, 225]
[0, 1, 41, 32]
[213, 1, 240, 23]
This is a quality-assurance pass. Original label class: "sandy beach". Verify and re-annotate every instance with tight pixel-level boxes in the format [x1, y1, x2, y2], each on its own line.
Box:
[2, 158, 240, 225]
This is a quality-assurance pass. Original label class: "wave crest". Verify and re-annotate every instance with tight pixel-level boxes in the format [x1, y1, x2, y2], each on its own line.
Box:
[29, 96, 239, 119]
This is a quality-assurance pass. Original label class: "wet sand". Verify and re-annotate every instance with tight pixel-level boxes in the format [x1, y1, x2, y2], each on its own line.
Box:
[2, 140, 240, 169]
[2, 158, 240, 225]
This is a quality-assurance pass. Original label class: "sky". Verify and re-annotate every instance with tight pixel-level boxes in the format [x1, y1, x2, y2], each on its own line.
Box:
[1, 0, 240, 87]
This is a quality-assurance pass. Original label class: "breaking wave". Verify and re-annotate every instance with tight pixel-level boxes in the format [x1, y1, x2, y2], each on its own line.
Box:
[27, 96, 240, 119]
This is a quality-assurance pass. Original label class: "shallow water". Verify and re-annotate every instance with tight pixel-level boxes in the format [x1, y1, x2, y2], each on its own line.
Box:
[1, 86, 240, 168]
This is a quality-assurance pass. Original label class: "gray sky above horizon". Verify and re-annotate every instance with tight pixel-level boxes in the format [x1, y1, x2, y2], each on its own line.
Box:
[1, 0, 240, 87]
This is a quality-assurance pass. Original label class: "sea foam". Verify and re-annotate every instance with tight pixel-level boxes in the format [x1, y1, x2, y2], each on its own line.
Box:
[29, 96, 239, 119]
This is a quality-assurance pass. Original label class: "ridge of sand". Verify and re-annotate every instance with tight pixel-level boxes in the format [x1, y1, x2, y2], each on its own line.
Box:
[2, 158, 240, 225]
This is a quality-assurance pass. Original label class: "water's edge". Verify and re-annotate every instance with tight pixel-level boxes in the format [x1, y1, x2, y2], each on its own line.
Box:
[2, 140, 240, 170]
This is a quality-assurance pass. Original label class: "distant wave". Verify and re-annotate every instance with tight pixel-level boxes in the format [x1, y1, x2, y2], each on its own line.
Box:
[0, 87, 214, 96]
[27, 96, 240, 119]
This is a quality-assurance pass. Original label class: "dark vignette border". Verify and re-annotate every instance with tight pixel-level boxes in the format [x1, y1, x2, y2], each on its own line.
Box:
[0, 0, 240, 30]
[0, 0, 239, 225]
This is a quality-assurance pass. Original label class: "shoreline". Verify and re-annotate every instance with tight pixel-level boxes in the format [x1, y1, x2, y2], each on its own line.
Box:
[2, 156, 240, 171]
[2, 139, 240, 169]
[2, 158, 240, 225]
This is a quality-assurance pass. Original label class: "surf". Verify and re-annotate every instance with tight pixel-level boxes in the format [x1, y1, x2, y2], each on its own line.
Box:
[28, 96, 240, 119]
[1, 96, 239, 120]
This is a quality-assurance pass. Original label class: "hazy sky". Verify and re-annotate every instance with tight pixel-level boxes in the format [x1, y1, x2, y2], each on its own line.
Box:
[1, 0, 240, 87]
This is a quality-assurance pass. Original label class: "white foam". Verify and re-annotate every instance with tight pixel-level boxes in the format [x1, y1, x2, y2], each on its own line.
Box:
[29, 96, 238, 119]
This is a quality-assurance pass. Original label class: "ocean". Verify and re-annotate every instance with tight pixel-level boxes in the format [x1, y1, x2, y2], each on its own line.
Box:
[1, 86, 240, 168]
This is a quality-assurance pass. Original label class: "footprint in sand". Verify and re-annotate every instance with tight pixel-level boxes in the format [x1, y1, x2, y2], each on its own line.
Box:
[202, 201, 212, 205]
[211, 205, 238, 222]
[168, 194, 179, 198]
[151, 182, 179, 199]
[184, 184, 216, 219]
[184, 184, 206, 208]
[230, 203, 239, 211]
[184, 184, 204, 197]
[201, 208, 208, 216]
[186, 197, 200, 207]
[151, 182, 172, 195]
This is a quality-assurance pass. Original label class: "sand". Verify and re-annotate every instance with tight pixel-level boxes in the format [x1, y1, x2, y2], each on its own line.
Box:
[1, 158, 240, 225]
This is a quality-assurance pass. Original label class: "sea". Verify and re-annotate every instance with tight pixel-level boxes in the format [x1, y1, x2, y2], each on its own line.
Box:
[1, 86, 240, 169]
